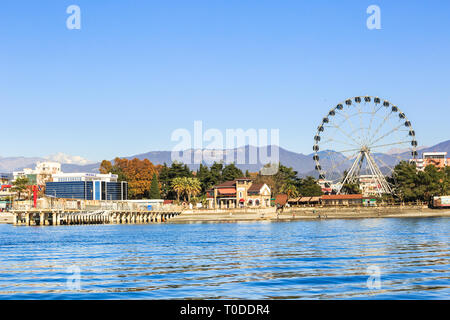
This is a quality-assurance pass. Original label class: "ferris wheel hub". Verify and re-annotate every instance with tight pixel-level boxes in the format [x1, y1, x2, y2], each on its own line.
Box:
[361, 146, 370, 152]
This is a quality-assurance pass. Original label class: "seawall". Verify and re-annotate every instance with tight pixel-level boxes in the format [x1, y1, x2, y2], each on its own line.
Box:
[170, 206, 450, 223]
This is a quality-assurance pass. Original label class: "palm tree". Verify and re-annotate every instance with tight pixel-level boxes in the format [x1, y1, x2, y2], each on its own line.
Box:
[280, 183, 299, 201]
[185, 177, 201, 202]
[171, 177, 185, 202]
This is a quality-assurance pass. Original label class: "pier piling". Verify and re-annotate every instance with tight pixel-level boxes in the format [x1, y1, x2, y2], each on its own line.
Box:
[10, 209, 181, 226]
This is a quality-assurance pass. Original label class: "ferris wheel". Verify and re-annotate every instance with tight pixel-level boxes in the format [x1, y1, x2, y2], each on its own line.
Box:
[312, 96, 418, 196]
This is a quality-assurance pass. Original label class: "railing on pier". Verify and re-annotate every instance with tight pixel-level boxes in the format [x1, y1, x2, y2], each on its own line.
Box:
[12, 198, 183, 212]
[10, 209, 182, 226]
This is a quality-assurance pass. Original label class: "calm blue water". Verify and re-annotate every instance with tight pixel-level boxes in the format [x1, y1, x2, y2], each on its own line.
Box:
[0, 218, 449, 299]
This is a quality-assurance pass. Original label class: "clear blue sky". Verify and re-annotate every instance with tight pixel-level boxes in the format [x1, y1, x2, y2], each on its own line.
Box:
[1, 0, 449, 161]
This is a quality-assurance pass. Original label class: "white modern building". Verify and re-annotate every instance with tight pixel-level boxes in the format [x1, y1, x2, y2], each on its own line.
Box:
[13, 161, 62, 185]
[13, 161, 61, 179]
[45, 173, 127, 200]
[35, 162, 61, 175]
[12, 168, 34, 180]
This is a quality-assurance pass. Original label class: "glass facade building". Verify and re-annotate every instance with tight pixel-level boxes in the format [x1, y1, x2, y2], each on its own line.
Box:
[45, 181, 127, 200]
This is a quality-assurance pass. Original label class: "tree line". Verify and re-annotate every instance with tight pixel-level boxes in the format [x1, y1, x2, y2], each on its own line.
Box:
[9, 157, 449, 203]
[391, 161, 450, 202]
[98, 158, 324, 201]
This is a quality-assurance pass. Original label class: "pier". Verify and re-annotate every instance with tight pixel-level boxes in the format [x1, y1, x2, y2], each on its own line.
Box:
[11, 209, 181, 226]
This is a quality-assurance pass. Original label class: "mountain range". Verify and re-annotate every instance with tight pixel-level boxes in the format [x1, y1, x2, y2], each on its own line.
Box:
[1, 140, 449, 177]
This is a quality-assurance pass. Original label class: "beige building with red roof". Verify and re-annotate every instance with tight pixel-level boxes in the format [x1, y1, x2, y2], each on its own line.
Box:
[207, 178, 271, 209]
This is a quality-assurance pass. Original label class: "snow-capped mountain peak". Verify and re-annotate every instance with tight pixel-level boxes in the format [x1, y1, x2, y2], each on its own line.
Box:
[45, 153, 94, 165]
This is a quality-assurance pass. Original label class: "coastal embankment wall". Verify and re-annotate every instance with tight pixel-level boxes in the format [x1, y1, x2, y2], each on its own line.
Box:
[171, 206, 450, 223]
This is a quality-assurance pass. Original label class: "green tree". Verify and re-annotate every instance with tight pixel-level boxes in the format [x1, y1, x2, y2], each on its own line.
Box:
[392, 161, 450, 203]
[169, 162, 192, 179]
[253, 163, 302, 197]
[12, 176, 30, 200]
[272, 164, 299, 195]
[185, 177, 201, 202]
[441, 166, 450, 195]
[298, 176, 323, 196]
[341, 182, 360, 194]
[158, 163, 171, 199]
[149, 173, 161, 199]
[197, 164, 214, 194]
[418, 165, 444, 201]
[392, 161, 421, 202]
[280, 182, 299, 200]
[210, 162, 223, 185]
[157, 162, 193, 200]
[171, 177, 185, 202]
[222, 163, 243, 182]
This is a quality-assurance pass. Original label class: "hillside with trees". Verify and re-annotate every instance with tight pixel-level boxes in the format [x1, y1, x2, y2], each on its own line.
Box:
[97, 156, 449, 204]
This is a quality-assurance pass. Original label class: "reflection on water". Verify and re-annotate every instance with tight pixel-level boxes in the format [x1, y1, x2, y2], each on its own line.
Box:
[0, 218, 449, 299]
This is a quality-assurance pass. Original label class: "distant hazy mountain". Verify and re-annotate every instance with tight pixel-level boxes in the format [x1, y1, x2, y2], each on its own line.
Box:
[60, 163, 99, 173]
[0, 152, 96, 173]
[1, 140, 449, 176]
[128, 145, 312, 173]
[416, 140, 450, 154]
[0, 157, 46, 173]
[126, 150, 173, 165]
[115, 139, 450, 175]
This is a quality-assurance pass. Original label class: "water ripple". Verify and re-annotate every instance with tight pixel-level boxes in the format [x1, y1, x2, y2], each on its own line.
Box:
[0, 217, 449, 299]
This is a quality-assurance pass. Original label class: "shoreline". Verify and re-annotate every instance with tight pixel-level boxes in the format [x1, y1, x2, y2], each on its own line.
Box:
[169, 207, 450, 223]
[1, 207, 449, 225]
